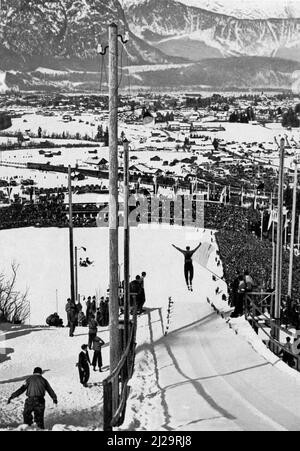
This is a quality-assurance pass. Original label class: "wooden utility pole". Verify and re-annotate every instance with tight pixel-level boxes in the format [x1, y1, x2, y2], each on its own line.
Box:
[271, 219, 275, 290]
[298, 214, 300, 250]
[123, 139, 130, 348]
[273, 138, 285, 341]
[74, 246, 78, 302]
[109, 23, 120, 375]
[68, 165, 75, 303]
[288, 158, 298, 298]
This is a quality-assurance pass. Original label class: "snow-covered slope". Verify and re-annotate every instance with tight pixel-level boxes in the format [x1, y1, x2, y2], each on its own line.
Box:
[175, 0, 300, 19]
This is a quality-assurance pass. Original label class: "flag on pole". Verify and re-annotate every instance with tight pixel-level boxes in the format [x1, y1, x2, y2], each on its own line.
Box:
[268, 210, 278, 230]
[220, 186, 226, 204]
[268, 208, 288, 230]
[241, 187, 244, 207]
[254, 195, 258, 210]
[193, 242, 215, 268]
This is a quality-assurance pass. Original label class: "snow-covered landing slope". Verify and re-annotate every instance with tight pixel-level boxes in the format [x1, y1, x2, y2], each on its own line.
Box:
[122, 230, 300, 431]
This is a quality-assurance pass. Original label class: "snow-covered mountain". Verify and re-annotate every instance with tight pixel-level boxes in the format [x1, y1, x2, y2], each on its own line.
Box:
[173, 0, 300, 20]
[123, 0, 300, 20]
[1, 0, 300, 90]
[0, 0, 181, 71]
[124, 0, 300, 62]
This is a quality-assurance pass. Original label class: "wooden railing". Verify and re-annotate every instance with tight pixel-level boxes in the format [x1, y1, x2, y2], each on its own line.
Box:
[244, 293, 300, 371]
[103, 304, 138, 431]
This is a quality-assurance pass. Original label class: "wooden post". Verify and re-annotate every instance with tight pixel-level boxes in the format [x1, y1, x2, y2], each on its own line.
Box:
[68, 165, 75, 303]
[75, 246, 78, 302]
[109, 23, 120, 376]
[260, 210, 264, 241]
[274, 138, 285, 342]
[288, 160, 298, 298]
[123, 139, 130, 349]
[298, 214, 300, 250]
[271, 220, 275, 290]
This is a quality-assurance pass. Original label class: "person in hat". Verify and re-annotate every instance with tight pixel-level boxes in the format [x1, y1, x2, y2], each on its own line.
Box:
[77, 344, 91, 387]
[7, 367, 57, 430]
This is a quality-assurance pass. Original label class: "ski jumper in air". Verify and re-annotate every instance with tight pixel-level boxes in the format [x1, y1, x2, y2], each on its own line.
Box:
[172, 242, 202, 291]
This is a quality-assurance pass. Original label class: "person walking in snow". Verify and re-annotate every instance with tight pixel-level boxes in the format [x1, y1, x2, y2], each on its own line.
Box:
[92, 335, 105, 372]
[172, 242, 202, 291]
[7, 367, 57, 430]
[77, 344, 91, 387]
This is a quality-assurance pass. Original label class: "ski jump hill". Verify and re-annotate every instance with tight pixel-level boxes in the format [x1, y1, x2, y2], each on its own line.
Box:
[1, 225, 300, 430]
[121, 226, 300, 432]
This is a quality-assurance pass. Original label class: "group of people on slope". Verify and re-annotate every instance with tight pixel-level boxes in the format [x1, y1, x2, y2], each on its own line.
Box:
[230, 270, 255, 318]
[79, 257, 93, 267]
[65, 296, 108, 337]
[126, 272, 147, 314]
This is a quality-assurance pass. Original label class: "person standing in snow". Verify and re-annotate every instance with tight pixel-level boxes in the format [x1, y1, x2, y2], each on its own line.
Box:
[92, 335, 105, 372]
[230, 275, 246, 318]
[7, 367, 57, 430]
[65, 298, 71, 326]
[86, 296, 92, 323]
[88, 314, 98, 350]
[91, 296, 97, 316]
[172, 242, 202, 291]
[77, 344, 91, 387]
[68, 299, 77, 337]
[129, 276, 143, 312]
[137, 272, 147, 314]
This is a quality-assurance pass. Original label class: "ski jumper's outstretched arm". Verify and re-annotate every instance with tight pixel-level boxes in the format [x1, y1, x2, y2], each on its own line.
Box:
[172, 244, 185, 254]
[191, 242, 202, 255]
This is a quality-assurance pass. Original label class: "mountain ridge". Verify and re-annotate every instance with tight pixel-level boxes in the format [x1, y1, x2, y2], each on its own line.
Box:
[124, 0, 300, 62]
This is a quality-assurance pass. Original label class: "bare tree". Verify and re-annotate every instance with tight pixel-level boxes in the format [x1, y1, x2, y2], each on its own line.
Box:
[0, 264, 29, 324]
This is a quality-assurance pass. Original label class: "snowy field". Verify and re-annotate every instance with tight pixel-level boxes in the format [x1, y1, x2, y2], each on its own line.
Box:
[0, 226, 210, 325]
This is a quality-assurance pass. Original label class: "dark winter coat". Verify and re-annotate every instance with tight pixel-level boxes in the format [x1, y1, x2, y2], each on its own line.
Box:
[88, 318, 98, 334]
[78, 351, 90, 369]
[10, 375, 57, 402]
[92, 336, 105, 352]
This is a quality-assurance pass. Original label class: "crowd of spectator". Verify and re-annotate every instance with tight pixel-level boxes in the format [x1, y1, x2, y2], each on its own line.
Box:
[216, 229, 300, 330]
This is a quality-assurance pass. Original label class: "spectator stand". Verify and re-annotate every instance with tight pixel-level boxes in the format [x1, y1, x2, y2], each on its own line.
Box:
[244, 292, 300, 371]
